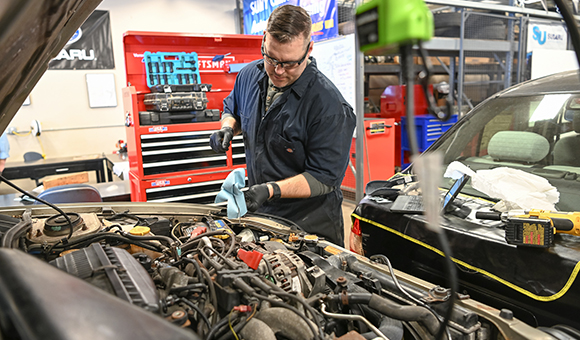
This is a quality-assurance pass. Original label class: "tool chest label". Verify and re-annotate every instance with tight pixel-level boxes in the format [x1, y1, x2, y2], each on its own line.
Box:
[151, 180, 170, 187]
[148, 126, 168, 133]
[198, 56, 236, 72]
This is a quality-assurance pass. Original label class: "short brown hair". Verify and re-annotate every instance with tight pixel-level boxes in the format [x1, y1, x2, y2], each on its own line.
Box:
[266, 5, 311, 45]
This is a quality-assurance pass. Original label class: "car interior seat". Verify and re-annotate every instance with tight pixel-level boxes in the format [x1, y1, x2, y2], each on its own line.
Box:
[553, 110, 580, 167]
[466, 131, 550, 169]
[23, 151, 44, 163]
[34, 183, 102, 204]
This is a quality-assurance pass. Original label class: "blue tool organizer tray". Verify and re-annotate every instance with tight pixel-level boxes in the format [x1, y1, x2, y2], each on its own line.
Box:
[144, 51, 201, 88]
[400, 114, 458, 168]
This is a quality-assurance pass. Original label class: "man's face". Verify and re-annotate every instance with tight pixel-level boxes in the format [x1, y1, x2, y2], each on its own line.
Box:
[262, 32, 312, 88]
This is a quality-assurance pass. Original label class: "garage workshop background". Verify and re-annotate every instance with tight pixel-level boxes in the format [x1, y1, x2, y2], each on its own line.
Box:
[9, 0, 239, 161]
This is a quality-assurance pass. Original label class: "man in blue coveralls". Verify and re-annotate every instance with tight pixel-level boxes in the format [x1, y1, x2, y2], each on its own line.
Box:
[210, 5, 356, 246]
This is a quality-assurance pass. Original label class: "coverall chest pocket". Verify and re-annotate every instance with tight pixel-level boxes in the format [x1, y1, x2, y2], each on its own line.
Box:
[271, 134, 305, 171]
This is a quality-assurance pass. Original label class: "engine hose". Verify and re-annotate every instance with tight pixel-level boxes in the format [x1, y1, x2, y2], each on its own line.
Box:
[326, 292, 438, 335]
[54, 233, 163, 253]
[182, 257, 218, 325]
[169, 283, 206, 294]
[368, 294, 439, 335]
[206, 312, 238, 340]
[215, 314, 249, 340]
[0, 210, 32, 248]
[224, 232, 237, 258]
[175, 297, 211, 329]
[199, 265, 219, 325]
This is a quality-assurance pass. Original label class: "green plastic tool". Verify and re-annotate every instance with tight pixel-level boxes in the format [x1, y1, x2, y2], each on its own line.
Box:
[356, 0, 433, 54]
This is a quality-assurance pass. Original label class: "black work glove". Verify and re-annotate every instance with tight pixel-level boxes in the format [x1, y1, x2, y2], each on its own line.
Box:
[209, 126, 234, 153]
[245, 183, 270, 212]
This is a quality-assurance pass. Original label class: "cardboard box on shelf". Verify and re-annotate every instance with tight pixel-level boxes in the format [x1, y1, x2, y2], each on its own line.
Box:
[465, 56, 494, 64]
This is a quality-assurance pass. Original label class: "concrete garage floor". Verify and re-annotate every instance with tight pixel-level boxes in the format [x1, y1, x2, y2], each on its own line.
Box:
[342, 199, 357, 247]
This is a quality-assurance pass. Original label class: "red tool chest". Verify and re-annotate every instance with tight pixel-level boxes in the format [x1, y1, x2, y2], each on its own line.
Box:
[341, 119, 395, 194]
[122, 32, 262, 202]
[365, 85, 432, 168]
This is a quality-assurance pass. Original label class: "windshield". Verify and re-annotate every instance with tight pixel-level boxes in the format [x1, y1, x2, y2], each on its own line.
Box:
[434, 93, 580, 211]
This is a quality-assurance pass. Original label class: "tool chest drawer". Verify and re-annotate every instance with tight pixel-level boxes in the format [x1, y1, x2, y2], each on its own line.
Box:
[129, 170, 247, 204]
[139, 130, 244, 176]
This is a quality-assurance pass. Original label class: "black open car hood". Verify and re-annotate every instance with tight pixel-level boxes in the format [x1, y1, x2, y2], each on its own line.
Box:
[0, 0, 101, 134]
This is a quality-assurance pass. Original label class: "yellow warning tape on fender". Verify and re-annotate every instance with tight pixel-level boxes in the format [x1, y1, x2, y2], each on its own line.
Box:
[351, 213, 580, 302]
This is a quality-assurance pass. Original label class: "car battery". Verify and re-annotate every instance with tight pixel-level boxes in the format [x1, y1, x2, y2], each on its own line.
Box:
[143, 91, 209, 112]
[149, 83, 212, 93]
[139, 109, 220, 125]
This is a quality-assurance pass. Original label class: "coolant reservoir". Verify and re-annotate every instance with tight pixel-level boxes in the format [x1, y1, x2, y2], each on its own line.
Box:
[130, 226, 151, 236]
[127, 226, 161, 258]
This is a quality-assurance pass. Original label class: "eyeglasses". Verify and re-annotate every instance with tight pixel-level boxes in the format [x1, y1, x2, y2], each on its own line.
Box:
[261, 36, 310, 70]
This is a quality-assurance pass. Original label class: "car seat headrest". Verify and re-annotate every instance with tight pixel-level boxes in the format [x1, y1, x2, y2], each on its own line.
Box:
[488, 131, 549, 163]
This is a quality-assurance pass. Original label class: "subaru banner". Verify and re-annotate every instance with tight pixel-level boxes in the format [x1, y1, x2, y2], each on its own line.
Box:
[243, 0, 338, 42]
[527, 19, 568, 52]
[49, 10, 115, 70]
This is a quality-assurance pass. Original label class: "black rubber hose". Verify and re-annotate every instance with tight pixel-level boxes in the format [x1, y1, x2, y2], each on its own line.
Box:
[169, 283, 206, 294]
[183, 257, 218, 325]
[183, 257, 203, 284]
[224, 232, 237, 257]
[1, 211, 32, 248]
[206, 313, 237, 340]
[215, 314, 249, 340]
[368, 294, 439, 335]
[325, 292, 372, 305]
[199, 265, 219, 325]
[368, 254, 451, 340]
[175, 297, 211, 329]
[51, 233, 163, 253]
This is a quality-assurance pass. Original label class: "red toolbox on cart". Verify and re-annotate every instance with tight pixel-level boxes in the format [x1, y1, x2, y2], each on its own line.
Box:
[122, 32, 262, 202]
[341, 119, 395, 195]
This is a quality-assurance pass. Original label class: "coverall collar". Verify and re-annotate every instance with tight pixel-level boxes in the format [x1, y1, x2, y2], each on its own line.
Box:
[256, 57, 317, 99]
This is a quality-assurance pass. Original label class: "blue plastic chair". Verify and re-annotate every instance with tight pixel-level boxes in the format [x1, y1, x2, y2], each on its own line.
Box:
[34, 183, 102, 204]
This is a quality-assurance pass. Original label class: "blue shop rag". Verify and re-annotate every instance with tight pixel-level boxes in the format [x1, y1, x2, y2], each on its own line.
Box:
[214, 168, 247, 218]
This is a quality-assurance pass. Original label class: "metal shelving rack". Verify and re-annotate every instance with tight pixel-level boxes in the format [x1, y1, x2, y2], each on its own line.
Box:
[358, 0, 579, 116]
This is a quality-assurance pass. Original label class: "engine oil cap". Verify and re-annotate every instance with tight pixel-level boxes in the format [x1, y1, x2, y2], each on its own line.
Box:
[130, 226, 151, 236]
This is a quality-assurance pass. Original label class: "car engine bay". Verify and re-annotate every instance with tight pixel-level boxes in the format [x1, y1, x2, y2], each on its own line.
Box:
[0, 203, 561, 340]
